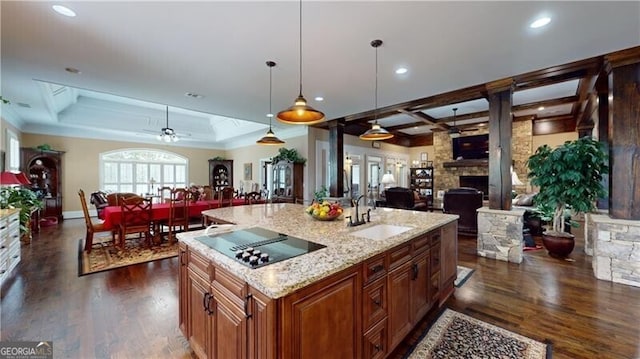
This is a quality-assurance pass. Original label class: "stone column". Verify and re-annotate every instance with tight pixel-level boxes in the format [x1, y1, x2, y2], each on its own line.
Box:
[477, 207, 526, 263]
[590, 213, 640, 287]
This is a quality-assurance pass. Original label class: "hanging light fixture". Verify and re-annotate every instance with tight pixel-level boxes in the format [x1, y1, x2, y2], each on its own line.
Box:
[360, 39, 394, 141]
[448, 107, 461, 138]
[257, 61, 285, 145]
[276, 0, 325, 125]
[157, 106, 179, 143]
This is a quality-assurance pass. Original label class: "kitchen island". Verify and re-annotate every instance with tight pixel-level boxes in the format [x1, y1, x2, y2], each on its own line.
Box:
[178, 203, 458, 359]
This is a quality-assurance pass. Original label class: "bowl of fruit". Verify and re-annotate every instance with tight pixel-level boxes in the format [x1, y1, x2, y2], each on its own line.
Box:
[305, 200, 344, 221]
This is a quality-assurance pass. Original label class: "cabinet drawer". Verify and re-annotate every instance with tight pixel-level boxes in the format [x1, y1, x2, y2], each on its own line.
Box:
[389, 244, 411, 270]
[363, 318, 387, 359]
[430, 272, 440, 304]
[212, 265, 246, 303]
[363, 276, 387, 330]
[412, 233, 430, 254]
[363, 254, 387, 285]
[431, 242, 441, 270]
[187, 247, 210, 278]
[430, 231, 441, 247]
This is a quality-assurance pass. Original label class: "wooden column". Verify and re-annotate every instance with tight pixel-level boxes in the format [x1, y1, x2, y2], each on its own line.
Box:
[328, 120, 345, 198]
[595, 70, 610, 210]
[486, 79, 514, 210]
[605, 47, 640, 220]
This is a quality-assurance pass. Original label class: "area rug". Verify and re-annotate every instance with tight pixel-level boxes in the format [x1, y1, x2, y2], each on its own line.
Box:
[78, 235, 179, 276]
[455, 265, 474, 287]
[405, 309, 551, 359]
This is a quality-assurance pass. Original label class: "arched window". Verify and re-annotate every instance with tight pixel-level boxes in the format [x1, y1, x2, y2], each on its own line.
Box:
[100, 149, 188, 194]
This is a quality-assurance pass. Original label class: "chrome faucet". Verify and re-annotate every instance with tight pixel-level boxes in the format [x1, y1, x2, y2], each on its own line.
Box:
[347, 194, 371, 227]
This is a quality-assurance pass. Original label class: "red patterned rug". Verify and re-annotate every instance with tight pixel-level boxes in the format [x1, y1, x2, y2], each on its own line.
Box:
[78, 236, 178, 276]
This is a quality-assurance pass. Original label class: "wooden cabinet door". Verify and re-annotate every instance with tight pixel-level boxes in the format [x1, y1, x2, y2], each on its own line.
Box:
[247, 288, 276, 359]
[281, 267, 361, 359]
[179, 243, 189, 337]
[210, 287, 247, 359]
[410, 251, 431, 323]
[387, 260, 413, 351]
[187, 267, 212, 359]
[439, 222, 458, 305]
[363, 318, 387, 359]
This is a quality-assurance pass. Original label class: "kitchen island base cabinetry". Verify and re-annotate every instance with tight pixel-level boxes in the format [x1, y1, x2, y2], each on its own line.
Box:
[179, 207, 457, 359]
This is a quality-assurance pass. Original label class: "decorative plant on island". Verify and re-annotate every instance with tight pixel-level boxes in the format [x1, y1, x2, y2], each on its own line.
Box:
[526, 136, 608, 257]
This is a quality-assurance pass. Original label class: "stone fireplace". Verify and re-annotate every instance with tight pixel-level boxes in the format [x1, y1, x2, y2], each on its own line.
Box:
[459, 175, 489, 199]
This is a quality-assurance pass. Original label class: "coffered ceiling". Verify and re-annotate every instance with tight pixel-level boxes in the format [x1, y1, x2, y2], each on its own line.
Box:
[1, 2, 638, 149]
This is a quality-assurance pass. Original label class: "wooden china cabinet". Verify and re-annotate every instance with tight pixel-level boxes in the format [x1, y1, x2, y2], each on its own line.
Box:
[270, 160, 303, 203]
[208, 159, 234, 194]
[21, 147, 65, 221]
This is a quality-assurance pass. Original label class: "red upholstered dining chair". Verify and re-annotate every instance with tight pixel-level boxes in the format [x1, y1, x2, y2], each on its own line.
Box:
[78, 189, 115, 253]
[118, 196, 154, 249]
[167, 188, 192, 244]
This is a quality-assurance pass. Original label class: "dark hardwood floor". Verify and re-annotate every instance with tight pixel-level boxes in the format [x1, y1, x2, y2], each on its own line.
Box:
[2, 218, 639, 358]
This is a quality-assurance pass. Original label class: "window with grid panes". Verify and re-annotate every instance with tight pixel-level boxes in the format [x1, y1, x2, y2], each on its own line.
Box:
[100, 149, 188, 194]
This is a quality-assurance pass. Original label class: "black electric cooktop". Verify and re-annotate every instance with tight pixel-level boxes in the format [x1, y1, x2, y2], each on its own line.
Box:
[195, 227, 326, 269]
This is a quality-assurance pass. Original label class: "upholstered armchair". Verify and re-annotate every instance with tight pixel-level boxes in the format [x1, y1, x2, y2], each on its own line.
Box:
[443, 187, 483, 236]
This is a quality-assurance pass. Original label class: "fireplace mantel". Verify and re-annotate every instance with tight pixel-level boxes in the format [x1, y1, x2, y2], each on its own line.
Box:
[443, 159, 489, 168]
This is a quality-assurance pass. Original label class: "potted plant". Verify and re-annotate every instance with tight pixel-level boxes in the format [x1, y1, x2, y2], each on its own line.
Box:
[271, 148, 307, 165]
[0, 187, 44, 243]
[526, 136, 608, 258]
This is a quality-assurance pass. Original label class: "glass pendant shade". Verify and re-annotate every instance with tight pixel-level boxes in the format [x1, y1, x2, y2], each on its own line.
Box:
[257, 61, 285, 145]
[360, 39, 393, 141]
[276, 94, 325, 125]
[276, 0, 325, 125]
[360, 123, 394, 140]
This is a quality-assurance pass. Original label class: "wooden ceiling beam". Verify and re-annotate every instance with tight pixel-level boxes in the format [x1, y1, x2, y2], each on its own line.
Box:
[398, 109, 450, 131]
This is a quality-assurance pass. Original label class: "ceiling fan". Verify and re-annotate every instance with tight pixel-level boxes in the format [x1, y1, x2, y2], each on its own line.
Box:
[140, 106, 191, 142]
[448, 108, 462, 138]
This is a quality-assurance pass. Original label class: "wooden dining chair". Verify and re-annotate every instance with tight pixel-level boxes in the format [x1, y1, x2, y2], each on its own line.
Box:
[118, 196, 154, 249]
[157, 186, 172, 203]
[78, 189, 115, 253]
[244, 191, 262, 205]
[167, 188, 192, 244]
[219, 187, 234, 208]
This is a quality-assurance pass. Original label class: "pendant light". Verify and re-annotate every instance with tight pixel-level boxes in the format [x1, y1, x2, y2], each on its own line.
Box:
[157, 106, 179, 142]
[276, 0, 325, 125]
[448, 107, 461, 138]
[257, 61, 285, 145]
[360, 39, 394, 141]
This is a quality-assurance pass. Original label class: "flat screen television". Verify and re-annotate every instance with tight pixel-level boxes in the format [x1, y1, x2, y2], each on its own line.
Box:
[452, 134, 489, 160]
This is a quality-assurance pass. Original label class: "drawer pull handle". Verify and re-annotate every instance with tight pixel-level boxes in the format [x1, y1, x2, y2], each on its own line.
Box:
[371, 264, 384, 273]
[374, 344, 381, 352]
[373, 298, 381, 307]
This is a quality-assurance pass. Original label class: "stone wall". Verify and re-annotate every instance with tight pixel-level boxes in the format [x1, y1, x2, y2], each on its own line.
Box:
[433, 121, 533, 196]
[477, 207, 526, 263]
[590, 214, 640, 287]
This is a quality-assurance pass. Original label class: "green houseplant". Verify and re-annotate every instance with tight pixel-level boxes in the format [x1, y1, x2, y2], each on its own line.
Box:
[526, 136, 608, 257]
[271, 147, 307, 165]
[0, 187, 44, 242]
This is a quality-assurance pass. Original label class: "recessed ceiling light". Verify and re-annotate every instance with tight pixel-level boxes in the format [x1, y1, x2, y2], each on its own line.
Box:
[530, 17, 551, 29]
[314, 96, 324, 102]
[52, 5, 76, 17]
[266, 113, 274, 118]
[65, 67, 81, 74]
[395, 67, 408, 75]
[538, 106, 545, 111]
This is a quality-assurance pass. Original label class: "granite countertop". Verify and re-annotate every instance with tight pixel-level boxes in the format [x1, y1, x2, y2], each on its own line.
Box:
[178, 203, 458, 299]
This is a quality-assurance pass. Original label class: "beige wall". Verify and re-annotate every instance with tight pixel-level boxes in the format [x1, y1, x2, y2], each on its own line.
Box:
[532, 132, 578, 151]
[21, 133, 224, 213]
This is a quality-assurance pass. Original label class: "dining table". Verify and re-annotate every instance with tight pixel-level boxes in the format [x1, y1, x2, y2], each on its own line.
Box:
[100, 198, 260, 230]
